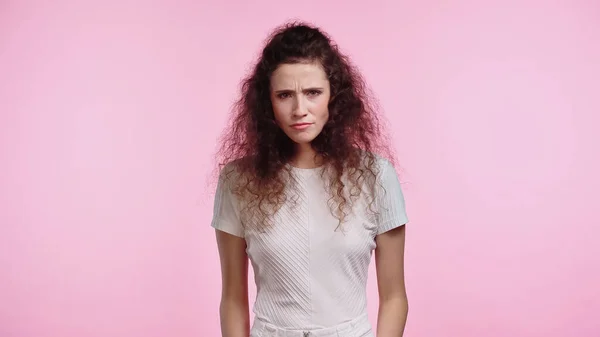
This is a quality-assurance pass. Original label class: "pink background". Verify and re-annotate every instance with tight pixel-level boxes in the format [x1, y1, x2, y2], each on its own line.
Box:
[1, 0, 599, 336]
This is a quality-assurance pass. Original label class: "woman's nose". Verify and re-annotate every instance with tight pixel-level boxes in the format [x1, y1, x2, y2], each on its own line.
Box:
[292, 97, 308, 116]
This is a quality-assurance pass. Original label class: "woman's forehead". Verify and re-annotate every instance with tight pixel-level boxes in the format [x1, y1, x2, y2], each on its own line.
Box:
[271, 63, 328, 87]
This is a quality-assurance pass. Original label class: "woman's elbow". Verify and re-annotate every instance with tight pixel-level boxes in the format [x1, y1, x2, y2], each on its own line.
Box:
[380, 294, 409, 314]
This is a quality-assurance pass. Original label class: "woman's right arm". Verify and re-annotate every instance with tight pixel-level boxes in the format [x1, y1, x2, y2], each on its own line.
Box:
[216, 230, 250, 337]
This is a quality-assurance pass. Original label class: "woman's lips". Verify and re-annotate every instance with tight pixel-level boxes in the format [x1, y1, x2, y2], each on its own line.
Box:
[290, 123, 313, 130]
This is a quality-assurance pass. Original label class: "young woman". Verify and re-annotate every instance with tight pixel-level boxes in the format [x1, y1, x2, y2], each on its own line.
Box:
[211, 22, 410, 337]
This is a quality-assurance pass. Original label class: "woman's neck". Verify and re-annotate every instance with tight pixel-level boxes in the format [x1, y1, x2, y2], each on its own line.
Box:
[291, 143, 323, 169]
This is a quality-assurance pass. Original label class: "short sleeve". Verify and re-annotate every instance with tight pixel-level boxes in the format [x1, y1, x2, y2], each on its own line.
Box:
[210, 170, 244, 238]
[376, 158, 409, 235]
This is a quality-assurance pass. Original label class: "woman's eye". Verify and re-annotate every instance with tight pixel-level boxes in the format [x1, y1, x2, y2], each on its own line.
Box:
[307, 90, 321, 96]
[277, 93, 291, 99]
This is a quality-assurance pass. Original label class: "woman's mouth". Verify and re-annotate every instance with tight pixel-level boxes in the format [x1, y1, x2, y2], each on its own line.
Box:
[290, 123, 313, 130]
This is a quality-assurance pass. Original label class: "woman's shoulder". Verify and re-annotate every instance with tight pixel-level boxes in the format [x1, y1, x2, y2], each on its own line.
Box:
[354, 149, 394, 174]
[218, 156, 255, 177]
[215, 158, 251, 192]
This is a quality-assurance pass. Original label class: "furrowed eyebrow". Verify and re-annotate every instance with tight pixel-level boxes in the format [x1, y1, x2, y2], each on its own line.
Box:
[273, 87, 324, 93]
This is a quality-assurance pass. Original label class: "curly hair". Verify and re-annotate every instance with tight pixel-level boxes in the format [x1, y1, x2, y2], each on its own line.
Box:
[215, 21, 395, 229]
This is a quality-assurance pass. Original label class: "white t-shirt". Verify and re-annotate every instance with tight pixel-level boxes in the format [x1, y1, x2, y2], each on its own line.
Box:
[211, 156, 408, 330]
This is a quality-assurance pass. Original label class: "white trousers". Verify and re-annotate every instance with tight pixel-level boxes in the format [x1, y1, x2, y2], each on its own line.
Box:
[250, 313, 374, 337]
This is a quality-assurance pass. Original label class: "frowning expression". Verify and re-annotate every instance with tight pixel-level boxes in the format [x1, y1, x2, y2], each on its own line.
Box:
[270, 62, 331, 145]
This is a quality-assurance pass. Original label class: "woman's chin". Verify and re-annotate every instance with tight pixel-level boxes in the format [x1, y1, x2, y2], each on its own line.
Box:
[286, 133, 317, 145]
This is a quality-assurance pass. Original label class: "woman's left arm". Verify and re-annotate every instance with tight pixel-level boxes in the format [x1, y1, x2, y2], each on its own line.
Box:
[375, 224, 408, 337]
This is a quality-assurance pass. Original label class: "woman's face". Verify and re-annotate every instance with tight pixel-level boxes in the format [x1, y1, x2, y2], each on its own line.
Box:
[269, 62, 331, 146]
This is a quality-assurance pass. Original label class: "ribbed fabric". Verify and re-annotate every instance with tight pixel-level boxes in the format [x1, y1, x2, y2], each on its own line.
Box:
[211, 156, 408, 330]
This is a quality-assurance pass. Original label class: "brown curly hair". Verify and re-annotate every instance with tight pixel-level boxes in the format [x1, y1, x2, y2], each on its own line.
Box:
[215, 21, 396, 229]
